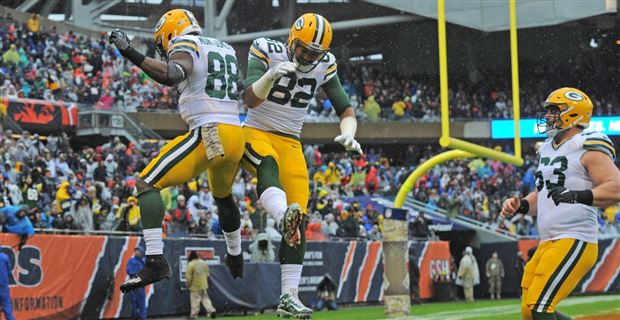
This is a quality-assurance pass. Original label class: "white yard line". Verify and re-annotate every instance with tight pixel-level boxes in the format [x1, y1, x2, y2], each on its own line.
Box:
[384, 295, 620, 320]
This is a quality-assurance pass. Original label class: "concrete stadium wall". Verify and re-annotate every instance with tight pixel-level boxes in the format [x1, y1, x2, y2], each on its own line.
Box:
[128, 112, 490, 142]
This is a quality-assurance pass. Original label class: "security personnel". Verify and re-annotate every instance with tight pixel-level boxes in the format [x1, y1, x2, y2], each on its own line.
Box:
[126, 247, 147, 319]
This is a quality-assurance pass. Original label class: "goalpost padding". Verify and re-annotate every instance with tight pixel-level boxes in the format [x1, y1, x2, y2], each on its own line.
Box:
[383, 207, 410, 317]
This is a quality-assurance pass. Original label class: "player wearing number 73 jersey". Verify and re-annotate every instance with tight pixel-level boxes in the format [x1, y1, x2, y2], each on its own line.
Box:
[242, 13, 362, 319]
[109, 9, 246, 293]
[500, 88, 620, 320]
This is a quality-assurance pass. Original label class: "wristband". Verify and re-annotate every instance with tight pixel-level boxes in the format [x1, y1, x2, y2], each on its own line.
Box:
[122, 47, 146, 66]
[575, 190, 594, 206]
[515, 199, 529, 214]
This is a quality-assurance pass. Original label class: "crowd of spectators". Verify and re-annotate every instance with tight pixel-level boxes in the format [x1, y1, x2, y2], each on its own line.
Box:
[1, 12, 619, 242]
[0, 127, 618, 244]
[2, 12, 618, 123]
[0, 12, 179, 112]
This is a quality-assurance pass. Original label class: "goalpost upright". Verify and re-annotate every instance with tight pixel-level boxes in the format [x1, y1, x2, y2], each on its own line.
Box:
[384, 0, 524, 316]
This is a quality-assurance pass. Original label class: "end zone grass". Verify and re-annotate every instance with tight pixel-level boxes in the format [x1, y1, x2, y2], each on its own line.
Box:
[204, 294, 620, 320]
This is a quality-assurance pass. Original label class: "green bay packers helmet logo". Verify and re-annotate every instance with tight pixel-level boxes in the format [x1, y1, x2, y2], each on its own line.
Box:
[564, 91, 584, 101]
[155, 15, 167, 32]
[294, 17, 304, 31]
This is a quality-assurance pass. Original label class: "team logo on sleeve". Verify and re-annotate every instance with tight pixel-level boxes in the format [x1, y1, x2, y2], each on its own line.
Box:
[294, 17, 304, 31]
[564, 91, 584, 101]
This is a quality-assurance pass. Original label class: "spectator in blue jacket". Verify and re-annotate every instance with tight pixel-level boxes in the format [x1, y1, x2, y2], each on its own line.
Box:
[126, 247, 147, 320]
[0, 252, 14, 320]
[0, 204, 35, 250]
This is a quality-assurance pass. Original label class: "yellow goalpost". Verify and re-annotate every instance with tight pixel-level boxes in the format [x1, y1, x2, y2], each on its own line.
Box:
[384, 0, 524, 317]
[393, 0, 524, 209]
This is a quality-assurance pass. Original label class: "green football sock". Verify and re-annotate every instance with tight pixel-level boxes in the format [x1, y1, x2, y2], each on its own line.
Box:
[257, 156, 282, 196]
[554, 311, 572, 320]
[215, 195, 240, 232]
[138, 189, 165, 229]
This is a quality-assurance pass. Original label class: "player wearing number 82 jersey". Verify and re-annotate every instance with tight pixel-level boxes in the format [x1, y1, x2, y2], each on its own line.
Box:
[500, 87, 620, 320]
[109, 9, 246, 293]
[243, 13, 362, 319]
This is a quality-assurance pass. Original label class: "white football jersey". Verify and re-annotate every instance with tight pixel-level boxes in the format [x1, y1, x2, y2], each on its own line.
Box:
[244, 37, 338, 136]
[168, 35, 240, 130]
[535, 131, 615, 243]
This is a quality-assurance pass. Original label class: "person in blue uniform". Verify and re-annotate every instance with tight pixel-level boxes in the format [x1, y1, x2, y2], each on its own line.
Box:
[0, 251, 14, 320]
[127, 247, 147, 319]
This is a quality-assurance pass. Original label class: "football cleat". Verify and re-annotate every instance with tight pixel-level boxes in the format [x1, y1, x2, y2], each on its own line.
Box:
[279, 203, 303, 247]
[224, 253, 244, 279]
[277, 289, 312, 319]
[120, 254, 171, 293]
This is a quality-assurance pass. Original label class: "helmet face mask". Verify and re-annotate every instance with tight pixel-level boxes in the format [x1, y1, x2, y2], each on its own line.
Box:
[289, 39, 327, 72]
[537, 104, 564, 138]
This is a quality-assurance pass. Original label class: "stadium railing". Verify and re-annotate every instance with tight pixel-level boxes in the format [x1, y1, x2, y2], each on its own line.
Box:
[404, 197, 517, 240]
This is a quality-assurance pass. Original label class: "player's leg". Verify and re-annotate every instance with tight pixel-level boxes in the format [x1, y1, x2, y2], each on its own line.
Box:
[242, 127, 302, 245]
[521, 242, 547, 320]
[276, 136, 312, 318]
[121, 129, 207, 292]
[204, 123, 245, 278]
[525, 239, 597, 320]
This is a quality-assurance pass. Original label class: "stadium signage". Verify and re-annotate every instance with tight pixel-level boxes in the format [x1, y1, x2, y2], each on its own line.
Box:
[0, 245, 42, 287]
[491, 117, 620, 139]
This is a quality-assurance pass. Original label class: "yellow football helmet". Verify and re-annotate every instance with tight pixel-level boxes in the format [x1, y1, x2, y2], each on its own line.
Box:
[537, 87, 593, 138]
[153, 9, 202, 58]
[287, 13, 332, 72]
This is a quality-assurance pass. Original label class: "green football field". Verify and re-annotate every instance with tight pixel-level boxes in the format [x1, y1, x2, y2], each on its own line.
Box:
[201, 294, 620, 320]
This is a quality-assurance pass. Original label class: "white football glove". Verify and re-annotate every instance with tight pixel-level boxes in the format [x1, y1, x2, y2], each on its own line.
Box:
[334, 134, 363, 154]
[266, 61, 297, 81]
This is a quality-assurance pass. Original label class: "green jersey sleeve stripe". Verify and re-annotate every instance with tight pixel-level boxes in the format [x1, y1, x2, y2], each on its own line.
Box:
[584, 143, 616, 159]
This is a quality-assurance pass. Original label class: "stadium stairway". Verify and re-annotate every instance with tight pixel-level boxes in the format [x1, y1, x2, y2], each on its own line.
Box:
[403, 197, 517, 244]
[77, 106, 163, 143]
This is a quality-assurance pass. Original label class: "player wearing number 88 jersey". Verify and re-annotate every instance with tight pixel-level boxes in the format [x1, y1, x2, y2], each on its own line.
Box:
[109, 9, 246, 293]
[500, 87, 620, 320]
[243, 13, 362, 319]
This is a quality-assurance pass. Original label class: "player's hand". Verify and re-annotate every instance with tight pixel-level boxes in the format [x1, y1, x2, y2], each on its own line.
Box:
[547, 186, 578, 206]
[500, 196, 520, 218]
[334, 134, 363, 155]
[109, 29, 131, 52]
[266, 61, 297, 81]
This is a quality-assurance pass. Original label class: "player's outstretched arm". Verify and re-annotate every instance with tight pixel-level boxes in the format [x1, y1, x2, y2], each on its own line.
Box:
[501, 191, 538, 218]
[322, 75, 363, 155]
[108, 29, 192, 87]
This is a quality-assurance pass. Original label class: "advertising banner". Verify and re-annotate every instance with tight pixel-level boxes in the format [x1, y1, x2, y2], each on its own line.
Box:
[2, 234, 617, 319]
[0, 97, 78, 131]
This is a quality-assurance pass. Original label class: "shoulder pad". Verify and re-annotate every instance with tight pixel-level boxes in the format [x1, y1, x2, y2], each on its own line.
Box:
[168, 35, 200, 58]
[249, 38, 286, 66]
[322, 53, 338, 81]
[582, 131, 616, 160]
[322, 52, 337, 66]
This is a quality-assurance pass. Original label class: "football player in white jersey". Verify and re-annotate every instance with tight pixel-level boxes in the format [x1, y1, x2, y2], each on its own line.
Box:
[241, 13, 362, 318]
[501, 88, 620, 320]
[109, 9, 246, 293]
